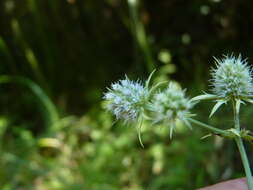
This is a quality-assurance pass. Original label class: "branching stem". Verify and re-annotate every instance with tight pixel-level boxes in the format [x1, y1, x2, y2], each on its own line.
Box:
[188, 118, 228, 137]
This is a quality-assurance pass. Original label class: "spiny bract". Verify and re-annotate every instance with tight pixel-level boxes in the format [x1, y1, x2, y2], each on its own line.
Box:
[103, 76, 149, 122]
[149, 82, 194, 137]
[211, 55, 253, 98]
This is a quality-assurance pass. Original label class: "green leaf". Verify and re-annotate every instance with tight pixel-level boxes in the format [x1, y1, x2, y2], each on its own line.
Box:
[191, 94, 218, 102]
[145, 69, 156, 88]
[142, 113, 152, 120]
[243, 98, 253, 104]
[149, 81, 168, 95]
[200, 133, 212, 140]
[136, 116, 144, 148]
[209, 100, 227, 118]
[180, 117, 192, 130]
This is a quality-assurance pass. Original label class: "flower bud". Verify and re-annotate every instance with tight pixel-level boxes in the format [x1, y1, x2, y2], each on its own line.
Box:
[149, 82, 194, 138]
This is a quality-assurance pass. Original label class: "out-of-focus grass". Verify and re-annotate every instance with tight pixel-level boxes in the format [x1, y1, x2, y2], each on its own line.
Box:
[0, 75, 59, 128]
[127, 0, 155, 72]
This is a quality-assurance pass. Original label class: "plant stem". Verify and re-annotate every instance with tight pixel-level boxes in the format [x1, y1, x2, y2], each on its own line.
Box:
[235, 137, 253, 189]
[232, 100, 253, 190]
[188, 118, 228, 137]
[232, 99, 240, 131]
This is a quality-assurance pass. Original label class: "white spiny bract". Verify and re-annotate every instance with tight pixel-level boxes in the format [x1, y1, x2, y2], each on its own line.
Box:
[103, 77, 149, 122]
[149, 82, 194, 138]
[211, 55, 253, 98]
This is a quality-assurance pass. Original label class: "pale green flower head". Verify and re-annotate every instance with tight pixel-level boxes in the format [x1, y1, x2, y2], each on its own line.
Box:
[192, 54, 253, 118]
[149, 82, 194, 138]
[103, 76, 149, 122]
[211, 55, 253, 99]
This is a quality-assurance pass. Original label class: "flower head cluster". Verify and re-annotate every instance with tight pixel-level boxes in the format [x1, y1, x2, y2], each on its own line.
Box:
[211, 55, 253, 98]
[103, 74, 195, 141]
[103, 77, 149, 122]
[149, 82, 194, 137]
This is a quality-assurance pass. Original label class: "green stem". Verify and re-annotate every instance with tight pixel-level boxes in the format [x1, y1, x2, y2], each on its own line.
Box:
[232, 100, 253, 190]
[235, 137, 253, 189]
[188, 118, 228, 137]
[232, 99, 240, 130]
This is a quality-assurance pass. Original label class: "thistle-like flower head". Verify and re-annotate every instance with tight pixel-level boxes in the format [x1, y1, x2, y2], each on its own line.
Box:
[192, 54, 253, 117]
[211, 55, 253, 99]
[149, 82, 194, 137]
[103, 76, 149, 122]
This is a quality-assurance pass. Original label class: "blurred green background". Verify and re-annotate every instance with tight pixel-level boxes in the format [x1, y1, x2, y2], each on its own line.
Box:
[1, 0, 253, 189]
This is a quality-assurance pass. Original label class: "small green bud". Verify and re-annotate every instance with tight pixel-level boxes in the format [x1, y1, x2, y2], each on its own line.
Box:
[149, 82, 194, 138]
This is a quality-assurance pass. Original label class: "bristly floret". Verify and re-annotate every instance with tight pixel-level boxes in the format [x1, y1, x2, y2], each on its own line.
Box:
[103, 76, 149, 122]
[149, 82, 194, 138]
[211, 55, 253, 98]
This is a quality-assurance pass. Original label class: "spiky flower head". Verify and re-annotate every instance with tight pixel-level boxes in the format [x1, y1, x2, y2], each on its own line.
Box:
[211, 55, 253, 99]
[192, 54, 253, 118]
[149, 82, 194, 138]
[103, 76, 149, 122]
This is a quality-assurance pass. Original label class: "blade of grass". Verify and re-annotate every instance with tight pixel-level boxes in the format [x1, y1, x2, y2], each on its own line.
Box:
[11, 19, 49, 92]
[0, 37, 17, 73]
[127, 0, 155, 72]
[0, 75, 59, 128]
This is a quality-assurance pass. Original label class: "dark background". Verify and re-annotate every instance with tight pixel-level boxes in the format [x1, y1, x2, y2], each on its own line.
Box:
[1, 0, 253, 189]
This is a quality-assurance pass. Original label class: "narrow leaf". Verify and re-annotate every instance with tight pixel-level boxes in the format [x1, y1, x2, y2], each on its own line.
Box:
[142, 113, 152, 120]
[180, 117, 192, 130]
[145, 69, 156, 88]
[243, 98, 253, 104]
[209, 100, 227, 118]
[149, 81, 168, 95]
[200, 133, 212, 140]
[191, 94, 218, 102]
[136, 116, 144, 148]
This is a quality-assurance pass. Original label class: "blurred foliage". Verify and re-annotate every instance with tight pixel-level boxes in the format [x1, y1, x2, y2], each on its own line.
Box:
[1, 0, 253, 189]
